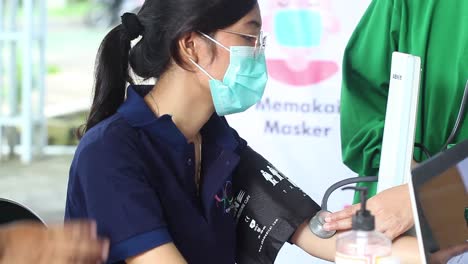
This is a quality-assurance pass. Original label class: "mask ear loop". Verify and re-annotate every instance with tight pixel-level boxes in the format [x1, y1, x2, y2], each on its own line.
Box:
[188, 31, 231, 80]
[198, 31, 230, 52]
[188, 58, 216, 80]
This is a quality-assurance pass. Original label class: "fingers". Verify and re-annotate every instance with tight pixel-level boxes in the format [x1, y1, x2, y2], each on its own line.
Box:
[48, 221, 109, 264]
[323, 184, 413, 239]
[380, 222, 404, 240]
[322, 204, 360, 231]
[376, 211, 410, 240]
[382, 229, 396, 241]
[70, 238, 109, 264]
[325, 204, 360, 222]
[62, 220, 97, 240]
[323, 218, 352, 231]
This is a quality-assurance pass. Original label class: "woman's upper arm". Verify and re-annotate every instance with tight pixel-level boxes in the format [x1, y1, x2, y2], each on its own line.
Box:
[126, 243, 187, 264]
[67, 123, 172, 262]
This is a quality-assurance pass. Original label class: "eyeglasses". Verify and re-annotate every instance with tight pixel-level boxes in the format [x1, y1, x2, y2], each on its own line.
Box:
[218, 29, 267, 57]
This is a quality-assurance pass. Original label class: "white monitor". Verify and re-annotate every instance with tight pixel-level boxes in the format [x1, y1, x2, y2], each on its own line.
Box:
[377, 52, 421, 193]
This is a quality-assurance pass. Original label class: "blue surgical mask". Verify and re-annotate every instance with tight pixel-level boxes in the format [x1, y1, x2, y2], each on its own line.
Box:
[274, 9, 322, 47]
[190, 32, 268, 116]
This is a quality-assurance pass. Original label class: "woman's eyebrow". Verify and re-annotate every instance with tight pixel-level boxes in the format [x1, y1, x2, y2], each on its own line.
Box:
[245, 19, 262, 29]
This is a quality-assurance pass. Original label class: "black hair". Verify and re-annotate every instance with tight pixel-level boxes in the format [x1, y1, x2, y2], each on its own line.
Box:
[78, 0, 258, 138]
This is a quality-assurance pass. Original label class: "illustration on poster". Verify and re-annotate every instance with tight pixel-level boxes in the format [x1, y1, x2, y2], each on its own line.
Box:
[263, 0, 340, 86]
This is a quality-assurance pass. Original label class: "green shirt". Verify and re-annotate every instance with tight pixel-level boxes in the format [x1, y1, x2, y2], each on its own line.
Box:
[340, 0, 468, 201]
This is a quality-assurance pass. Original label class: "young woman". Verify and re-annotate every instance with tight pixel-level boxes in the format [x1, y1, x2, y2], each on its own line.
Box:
[65, 1, 419, 263]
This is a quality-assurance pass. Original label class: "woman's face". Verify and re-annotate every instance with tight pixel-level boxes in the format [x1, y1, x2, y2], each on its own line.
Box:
[197, 4, 263, 83]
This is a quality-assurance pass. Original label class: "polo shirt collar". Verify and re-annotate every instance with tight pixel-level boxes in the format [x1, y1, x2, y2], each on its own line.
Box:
[117, 85, 239, 152]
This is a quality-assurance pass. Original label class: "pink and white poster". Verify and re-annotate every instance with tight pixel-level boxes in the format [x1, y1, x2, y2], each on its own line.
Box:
[227, 1, 371, 262]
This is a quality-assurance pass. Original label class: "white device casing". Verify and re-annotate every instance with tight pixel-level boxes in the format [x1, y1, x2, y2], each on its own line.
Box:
[377, 52, 421, 193]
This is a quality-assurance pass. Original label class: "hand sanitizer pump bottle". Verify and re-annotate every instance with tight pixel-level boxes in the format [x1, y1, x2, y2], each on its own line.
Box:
[335, 187, 392, 263]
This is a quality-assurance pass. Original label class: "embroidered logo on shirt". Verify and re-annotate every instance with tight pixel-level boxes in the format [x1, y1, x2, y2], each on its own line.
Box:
[214, 181, 235, 214]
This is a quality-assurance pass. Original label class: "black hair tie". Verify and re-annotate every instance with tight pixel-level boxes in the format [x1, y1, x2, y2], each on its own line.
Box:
[121, 12, 144, 40]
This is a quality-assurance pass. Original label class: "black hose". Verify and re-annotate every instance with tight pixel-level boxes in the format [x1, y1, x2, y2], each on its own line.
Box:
[321, 176, 378, 210]
[414, 142, 432, 159]
[440, 80, 468, 151]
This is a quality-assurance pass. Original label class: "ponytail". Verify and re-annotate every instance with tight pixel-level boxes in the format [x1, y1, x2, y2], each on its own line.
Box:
[78, 25, 133, 138]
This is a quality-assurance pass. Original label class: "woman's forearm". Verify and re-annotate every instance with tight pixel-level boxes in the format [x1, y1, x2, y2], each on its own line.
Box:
[391, 235, 422, 264]
[292, 220, 422, 263]
[291, 220, 336, 261]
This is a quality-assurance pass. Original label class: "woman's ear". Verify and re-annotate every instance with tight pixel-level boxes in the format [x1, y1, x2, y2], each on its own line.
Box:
[178, 32, 204, 65]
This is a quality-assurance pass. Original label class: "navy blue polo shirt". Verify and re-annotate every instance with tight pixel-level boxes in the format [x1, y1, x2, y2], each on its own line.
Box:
[65, 85, 247, 264]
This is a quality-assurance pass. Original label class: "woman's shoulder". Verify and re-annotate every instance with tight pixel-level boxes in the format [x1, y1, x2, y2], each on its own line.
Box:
[69, 113, 152, 190]
[75, 114, 141, 159]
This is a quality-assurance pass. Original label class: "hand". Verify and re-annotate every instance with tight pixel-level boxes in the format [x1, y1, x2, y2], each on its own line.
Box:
[0, 220, 109, 264]
[429, 243, 468, 264]
[323, 184, 414, 240]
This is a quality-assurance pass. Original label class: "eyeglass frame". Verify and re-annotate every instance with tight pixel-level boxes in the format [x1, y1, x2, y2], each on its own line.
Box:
[198, 29, 267, 58]
[219, 29, 267, 51]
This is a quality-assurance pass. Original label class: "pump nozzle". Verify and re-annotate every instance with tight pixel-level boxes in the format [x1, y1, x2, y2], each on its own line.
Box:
[342, 186, 369, 212]
[308, 176, 378, 239]
[342, 186, 375, 231]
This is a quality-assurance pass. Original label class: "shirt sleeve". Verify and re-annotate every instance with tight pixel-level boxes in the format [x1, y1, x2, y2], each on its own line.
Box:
[67, 123, 172, 263]
[340, 0, 402, 198]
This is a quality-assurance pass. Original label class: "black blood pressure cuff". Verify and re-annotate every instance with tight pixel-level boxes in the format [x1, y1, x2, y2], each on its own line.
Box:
[232, 146, 321, 264]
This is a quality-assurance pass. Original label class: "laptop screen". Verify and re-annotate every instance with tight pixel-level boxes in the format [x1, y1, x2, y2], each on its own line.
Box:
[411, 140, 468, 263]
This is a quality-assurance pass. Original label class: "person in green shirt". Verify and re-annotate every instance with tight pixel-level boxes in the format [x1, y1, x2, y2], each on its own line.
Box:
[323, 0, 468, 241]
